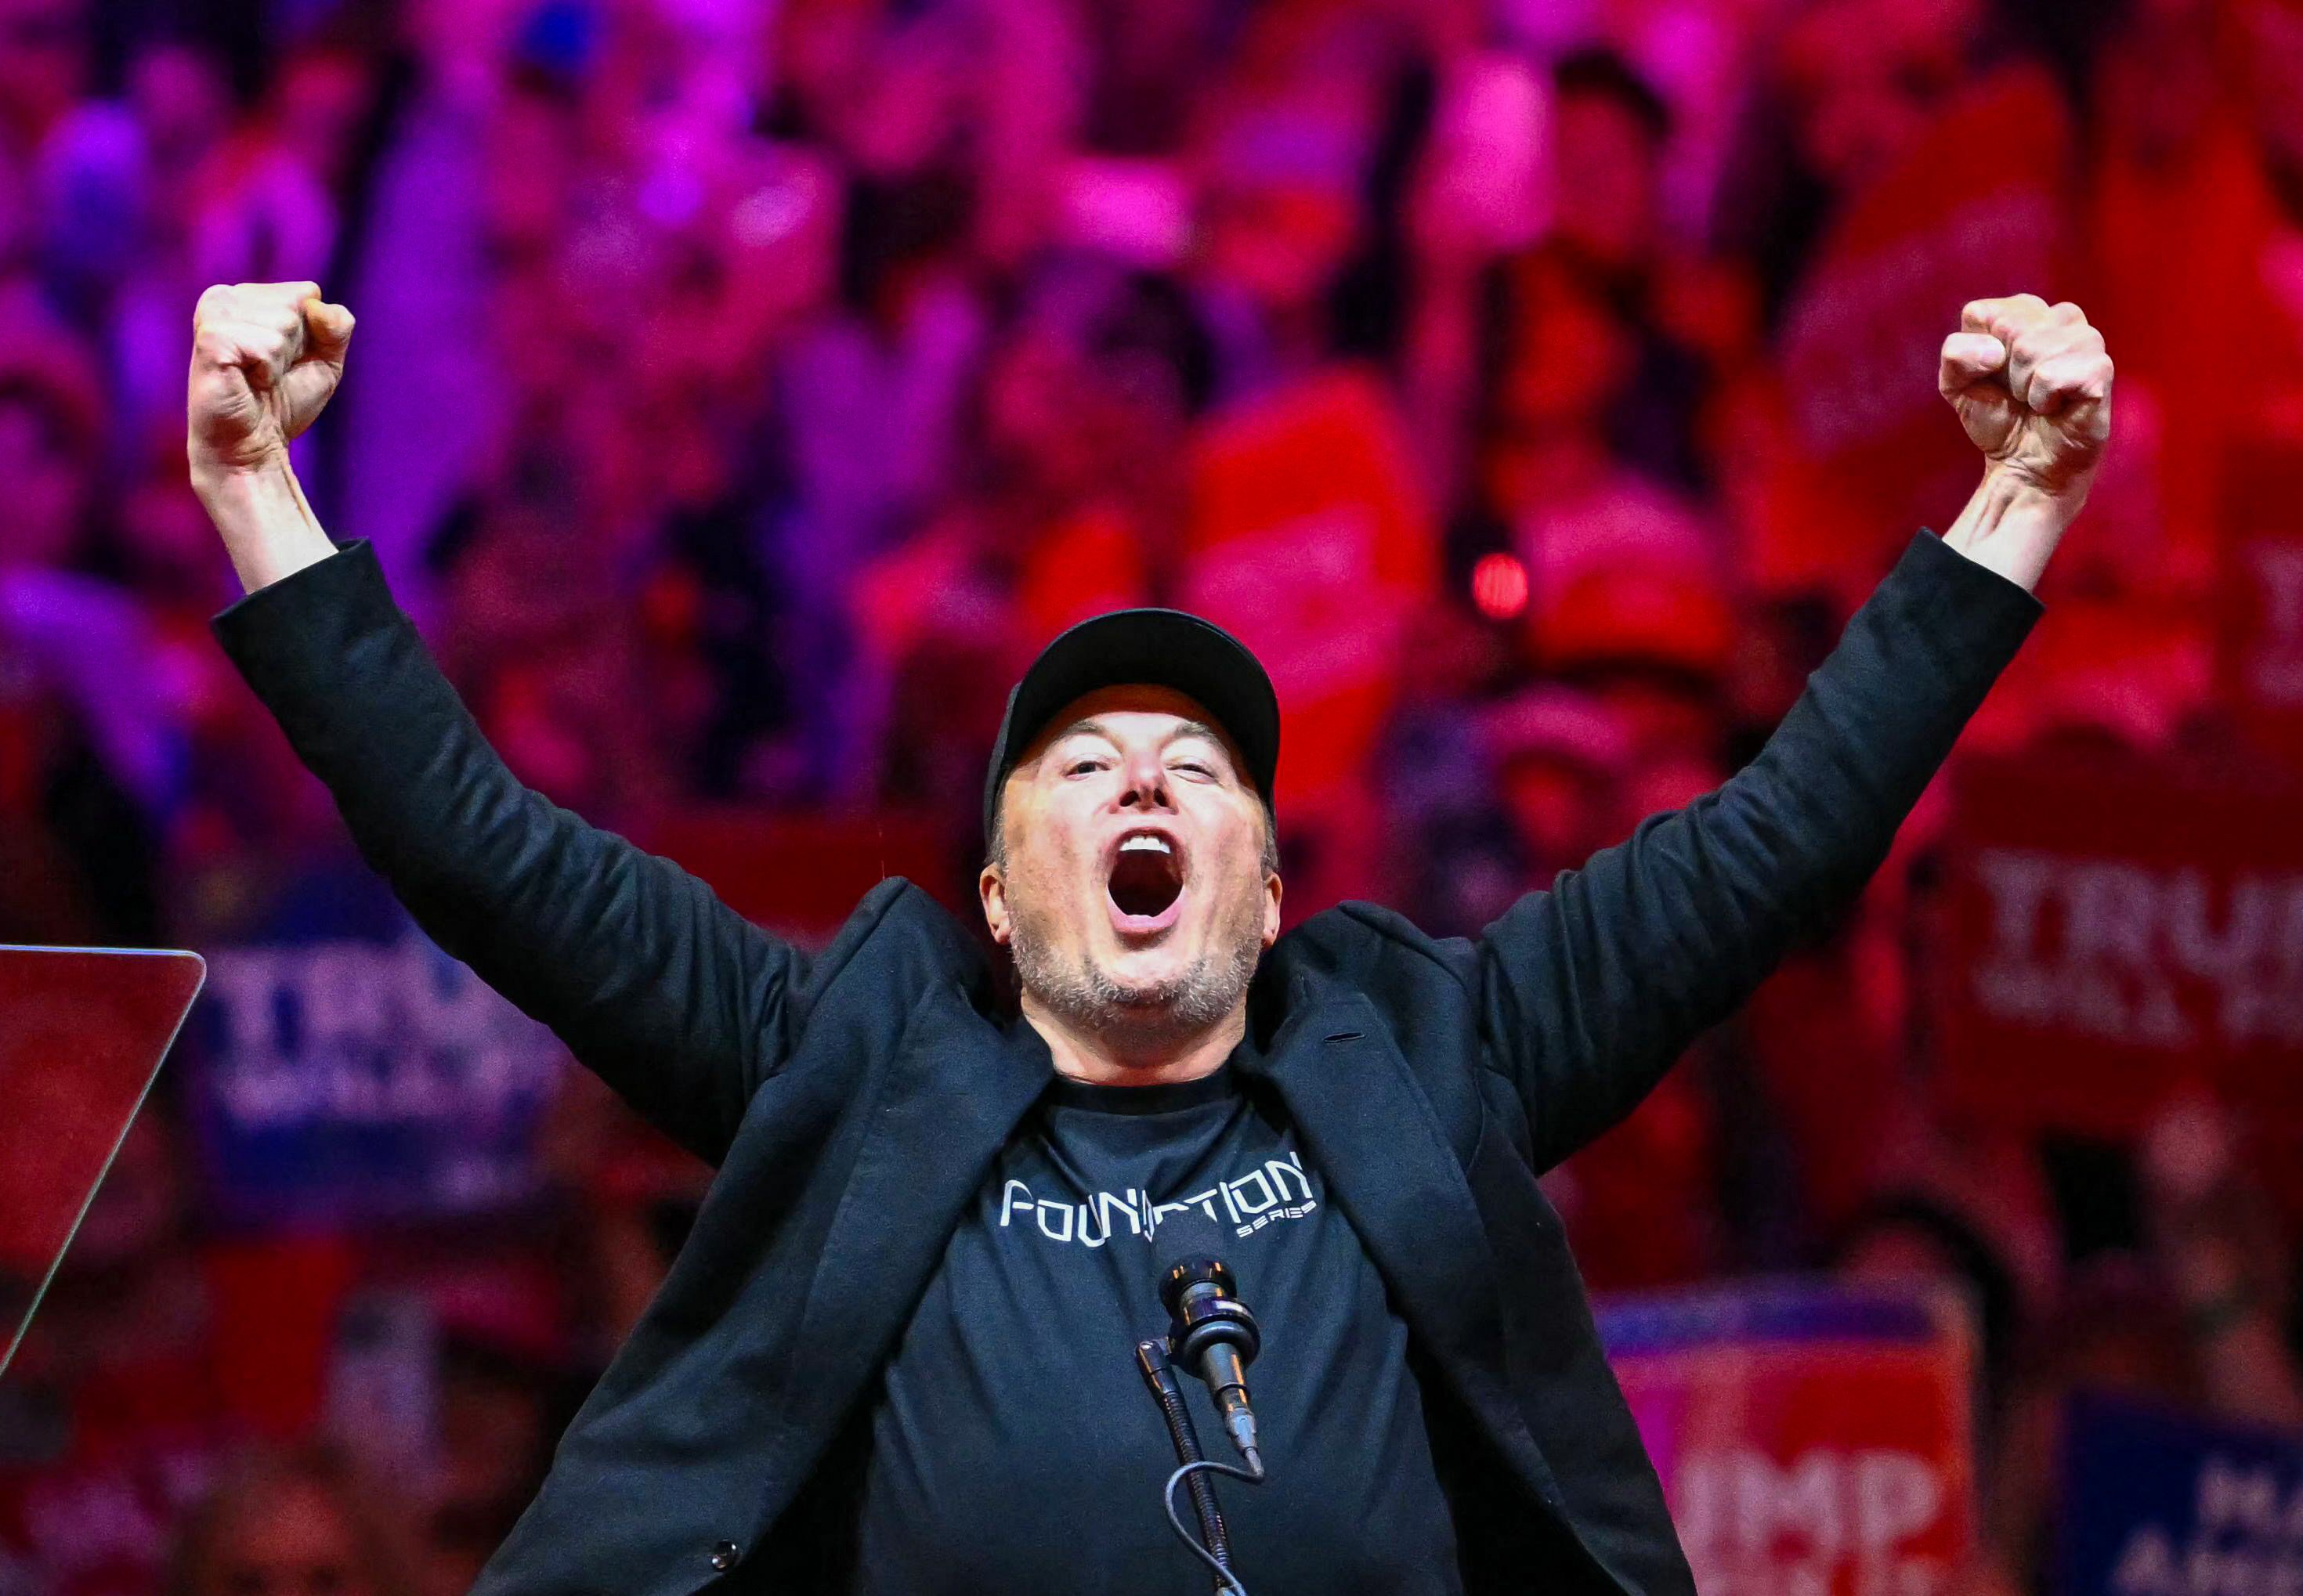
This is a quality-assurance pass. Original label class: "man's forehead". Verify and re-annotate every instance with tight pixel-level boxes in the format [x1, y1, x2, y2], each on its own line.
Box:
[1018, 684, 1243, 762]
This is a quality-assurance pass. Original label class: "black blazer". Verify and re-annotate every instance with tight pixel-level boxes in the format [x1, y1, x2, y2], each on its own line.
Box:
[213, 529, 2038, 1595]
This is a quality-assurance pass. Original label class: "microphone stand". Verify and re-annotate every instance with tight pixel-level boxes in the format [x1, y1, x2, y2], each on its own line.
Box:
[1134, 1339, 1232, 1593]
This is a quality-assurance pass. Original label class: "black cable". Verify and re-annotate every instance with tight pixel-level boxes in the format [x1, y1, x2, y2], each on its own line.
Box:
[1162, 1455, 1267, 1596]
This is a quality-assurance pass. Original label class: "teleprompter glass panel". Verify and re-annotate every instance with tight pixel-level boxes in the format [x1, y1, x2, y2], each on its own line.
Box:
[0, 947, 204, 1379]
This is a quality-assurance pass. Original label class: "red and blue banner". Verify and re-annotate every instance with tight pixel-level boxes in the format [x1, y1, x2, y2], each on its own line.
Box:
[1599, 1280, 1978, 1595]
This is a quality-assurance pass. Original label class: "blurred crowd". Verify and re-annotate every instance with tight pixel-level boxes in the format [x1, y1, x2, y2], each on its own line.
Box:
[7, 0, 2303, 1589]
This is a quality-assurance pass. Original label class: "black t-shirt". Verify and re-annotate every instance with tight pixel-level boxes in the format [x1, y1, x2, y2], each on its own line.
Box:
[849, 1064, 1466, 1594]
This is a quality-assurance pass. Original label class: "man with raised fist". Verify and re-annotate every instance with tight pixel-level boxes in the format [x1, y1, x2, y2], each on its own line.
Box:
[189, 280, 2106, 1594]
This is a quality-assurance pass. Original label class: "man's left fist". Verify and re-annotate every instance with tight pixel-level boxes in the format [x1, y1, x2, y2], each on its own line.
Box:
[1940, 295, 2113, 507]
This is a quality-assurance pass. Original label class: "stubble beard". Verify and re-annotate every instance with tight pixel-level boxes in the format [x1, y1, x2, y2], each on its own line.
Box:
[1010, 894, 1264, 1048]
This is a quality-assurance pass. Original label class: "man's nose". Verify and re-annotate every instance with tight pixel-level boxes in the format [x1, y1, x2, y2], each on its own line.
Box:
[1118, 749, 1173, 812]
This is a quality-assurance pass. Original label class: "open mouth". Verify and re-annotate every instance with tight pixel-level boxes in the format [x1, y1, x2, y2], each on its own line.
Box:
[1106, 830, 1186, 934]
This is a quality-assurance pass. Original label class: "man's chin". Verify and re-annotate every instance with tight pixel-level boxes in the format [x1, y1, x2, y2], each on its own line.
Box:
[1011, 915, 1259, 1040]
[1091, 934, 1216, 985]
[1093, 944, 1202, 1000]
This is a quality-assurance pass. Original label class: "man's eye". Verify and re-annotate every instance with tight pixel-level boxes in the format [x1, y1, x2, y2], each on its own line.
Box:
[1173, 762, 1215, 778]
[1067, 760, 1102, 776]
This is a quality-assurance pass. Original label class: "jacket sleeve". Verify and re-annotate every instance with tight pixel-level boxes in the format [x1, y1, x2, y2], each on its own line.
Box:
[212, 540, 808, 1165]
[1476, 529, 2041, 1172]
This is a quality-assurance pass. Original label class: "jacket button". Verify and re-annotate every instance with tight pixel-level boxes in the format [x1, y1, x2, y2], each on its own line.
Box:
[709, 1541, 740, 1572]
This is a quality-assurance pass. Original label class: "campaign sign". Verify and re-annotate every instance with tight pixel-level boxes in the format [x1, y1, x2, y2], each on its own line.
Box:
[1938, 755, 2303, 1139]
[1599, 1280, 1976, 1596]
[2056, 1394, 2303, 1596]
[187, 924, 565, 1229]
[1766, 65, 2069, 594]
[1184, 366, 1435, 805]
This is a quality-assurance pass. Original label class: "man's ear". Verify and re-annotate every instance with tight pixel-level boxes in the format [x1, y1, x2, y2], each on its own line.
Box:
[980, 864, 1012, 947]
[1261, 868, 1283, 950]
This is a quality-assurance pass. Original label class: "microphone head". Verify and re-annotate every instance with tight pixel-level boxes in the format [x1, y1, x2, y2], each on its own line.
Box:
[1155, 1204, 1258, 1372]
[1153, 1204, 1235, 1317]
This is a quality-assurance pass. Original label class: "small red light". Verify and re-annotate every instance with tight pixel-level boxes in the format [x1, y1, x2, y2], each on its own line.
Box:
[1472, 552, 1529, 620]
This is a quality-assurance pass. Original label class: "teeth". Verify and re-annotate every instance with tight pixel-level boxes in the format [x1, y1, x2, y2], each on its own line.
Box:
[1119, 836, 1173, 854]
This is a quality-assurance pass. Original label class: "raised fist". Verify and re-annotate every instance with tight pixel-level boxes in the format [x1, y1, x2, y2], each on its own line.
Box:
[186, 281, 353, 483]
[1939, 295, 2113, 506]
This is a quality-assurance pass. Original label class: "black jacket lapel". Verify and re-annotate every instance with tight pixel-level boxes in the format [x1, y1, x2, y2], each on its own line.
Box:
[770, 986, 1053, 1491]
[1239, 978, 1570, 1515]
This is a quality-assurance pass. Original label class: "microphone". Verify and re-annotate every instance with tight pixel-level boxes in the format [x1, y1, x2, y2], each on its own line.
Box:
[1155, 1206, 1264, 1472]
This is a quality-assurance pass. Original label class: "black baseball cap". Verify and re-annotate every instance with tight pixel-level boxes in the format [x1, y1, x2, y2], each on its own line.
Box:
[982, 608, 1281, 847]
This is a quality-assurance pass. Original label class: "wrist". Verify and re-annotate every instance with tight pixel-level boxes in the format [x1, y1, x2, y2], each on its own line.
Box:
[191, 453, 293, 519]
[192, 456, 339, 593]
[1941, 467, 2082, 593]
[1979, 462, 2079, 518]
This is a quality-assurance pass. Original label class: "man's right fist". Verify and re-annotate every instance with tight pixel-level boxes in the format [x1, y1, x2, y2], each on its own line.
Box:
[186, 281, 353, 484]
